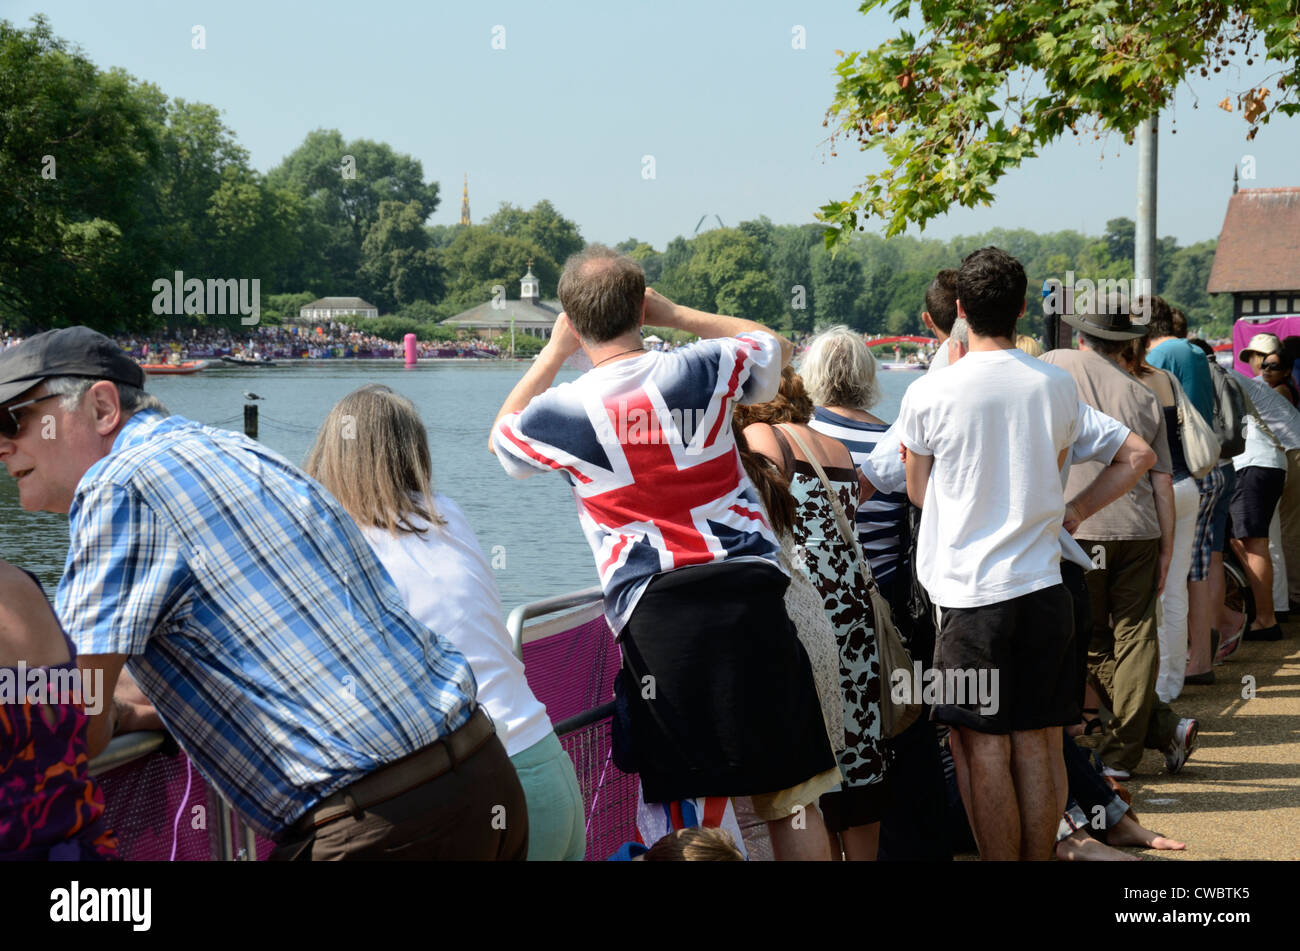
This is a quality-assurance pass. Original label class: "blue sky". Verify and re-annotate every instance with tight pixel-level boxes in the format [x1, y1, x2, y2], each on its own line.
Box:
[9, 0, 1299, 249]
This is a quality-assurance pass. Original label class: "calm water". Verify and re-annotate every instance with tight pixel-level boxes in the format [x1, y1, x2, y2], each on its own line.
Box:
[0, 360, 918, 611]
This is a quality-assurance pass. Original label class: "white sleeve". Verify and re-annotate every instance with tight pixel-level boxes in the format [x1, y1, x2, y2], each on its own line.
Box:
[864, 425, 908, 494]
[1071, 402, 1129, 466]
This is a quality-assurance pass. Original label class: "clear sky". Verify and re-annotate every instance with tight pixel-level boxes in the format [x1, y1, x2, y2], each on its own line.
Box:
[9, 0, 1298, 248]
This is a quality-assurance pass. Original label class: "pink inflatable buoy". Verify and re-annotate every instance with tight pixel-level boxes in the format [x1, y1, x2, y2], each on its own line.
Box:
[404, 333, 417, 365]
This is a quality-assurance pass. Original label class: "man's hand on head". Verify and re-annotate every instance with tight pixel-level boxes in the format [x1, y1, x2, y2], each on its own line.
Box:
[643, 288, 676, 329]
[546, 313, 582, 361]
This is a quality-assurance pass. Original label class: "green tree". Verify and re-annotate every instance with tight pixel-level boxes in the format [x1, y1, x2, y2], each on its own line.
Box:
[486, 200, 584, 266]
[268, 129, 440, 292]
[438, 225, 555, 313]
[0, 16, 164, 330]
[358, 200, 445, 311]
[683, 229, 782, 323]
[821, 2, 1300, 244]
[810, 244, 864, 329]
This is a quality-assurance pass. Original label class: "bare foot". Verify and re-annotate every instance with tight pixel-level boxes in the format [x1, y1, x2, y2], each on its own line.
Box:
[1055, 828, 1139, 861]
[1105, 813, 1187, 851]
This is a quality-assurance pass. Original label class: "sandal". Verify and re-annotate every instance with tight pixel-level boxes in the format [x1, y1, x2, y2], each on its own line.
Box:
[1081, 708, 1103, 736]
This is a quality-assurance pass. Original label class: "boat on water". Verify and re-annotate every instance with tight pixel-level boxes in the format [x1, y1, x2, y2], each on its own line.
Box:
[220, 355, 278, 368]
[139, 359, 210, 375]
[878, 360, 927, 371]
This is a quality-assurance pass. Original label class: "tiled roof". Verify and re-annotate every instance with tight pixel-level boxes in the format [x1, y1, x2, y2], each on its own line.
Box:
[1207, 188, 1300, 293]
[441, 299, 562, 328]
[302, 297, 376, 310]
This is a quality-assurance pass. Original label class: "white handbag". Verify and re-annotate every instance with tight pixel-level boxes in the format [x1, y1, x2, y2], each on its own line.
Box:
[1168, 370, 1219, 479]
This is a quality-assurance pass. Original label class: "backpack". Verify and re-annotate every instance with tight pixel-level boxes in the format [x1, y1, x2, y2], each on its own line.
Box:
[1206, 358, 1248, 460]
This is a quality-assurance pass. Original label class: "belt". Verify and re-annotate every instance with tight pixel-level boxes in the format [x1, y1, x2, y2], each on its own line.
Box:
[291, 707, 495, 835]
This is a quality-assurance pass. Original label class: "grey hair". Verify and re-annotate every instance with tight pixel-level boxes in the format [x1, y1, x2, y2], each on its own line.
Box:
[797, 325, 880, 411]
[950, 318, 969, 346]
[44, 376, 170, 417]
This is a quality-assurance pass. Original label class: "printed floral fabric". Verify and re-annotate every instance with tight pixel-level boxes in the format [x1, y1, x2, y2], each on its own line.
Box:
[786, 463, 887, 791]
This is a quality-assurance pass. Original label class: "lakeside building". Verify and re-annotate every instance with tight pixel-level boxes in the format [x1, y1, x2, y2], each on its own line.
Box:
[1207, 181, 1300, 321]
[440, 264, 560, 339]
[299, 297, 380, 322]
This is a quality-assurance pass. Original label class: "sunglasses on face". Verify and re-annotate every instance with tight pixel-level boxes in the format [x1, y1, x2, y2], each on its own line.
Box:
[1262, 361, 1285, 371]
[0, 393, 60, 438]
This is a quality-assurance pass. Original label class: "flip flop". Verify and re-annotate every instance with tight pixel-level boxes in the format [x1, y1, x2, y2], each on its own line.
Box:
[1244, 623, 1283, 641]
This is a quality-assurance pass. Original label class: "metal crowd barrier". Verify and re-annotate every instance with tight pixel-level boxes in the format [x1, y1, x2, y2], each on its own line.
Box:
[90, 586, 638, 861]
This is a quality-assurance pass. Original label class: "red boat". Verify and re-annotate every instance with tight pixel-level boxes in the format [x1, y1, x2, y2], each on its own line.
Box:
[139, 359, 210, 375]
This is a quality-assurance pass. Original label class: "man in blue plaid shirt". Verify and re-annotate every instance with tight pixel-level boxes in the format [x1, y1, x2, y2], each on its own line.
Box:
[0, 327, 529, 860]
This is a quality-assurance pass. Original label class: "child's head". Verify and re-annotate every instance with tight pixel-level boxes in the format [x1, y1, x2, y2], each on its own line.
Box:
[642, 826, 745, 861]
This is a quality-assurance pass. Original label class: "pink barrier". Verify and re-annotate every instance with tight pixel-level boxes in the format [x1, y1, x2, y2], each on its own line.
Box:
[96, 610, 638, 861]
[521, 612, 639, 860]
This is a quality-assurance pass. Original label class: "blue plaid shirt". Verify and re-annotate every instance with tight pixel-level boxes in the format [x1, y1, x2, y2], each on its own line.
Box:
[56, 411, 477, 836]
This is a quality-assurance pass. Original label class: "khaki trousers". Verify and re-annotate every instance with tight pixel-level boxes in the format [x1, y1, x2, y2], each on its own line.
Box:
[1280, 449, 1300, 605]
[1080, 538, 1181, 772]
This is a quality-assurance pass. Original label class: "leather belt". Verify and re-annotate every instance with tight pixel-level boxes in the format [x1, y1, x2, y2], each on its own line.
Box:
[291, 707, 494, 835]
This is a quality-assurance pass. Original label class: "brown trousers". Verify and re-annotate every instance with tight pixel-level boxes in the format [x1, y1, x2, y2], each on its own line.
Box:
[1080, 538, 1181, 772]
[270, 732, 529, 861]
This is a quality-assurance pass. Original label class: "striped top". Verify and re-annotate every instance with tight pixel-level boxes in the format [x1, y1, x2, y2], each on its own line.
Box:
[808, 407, 907, 584]
[56, 410, 478, 837]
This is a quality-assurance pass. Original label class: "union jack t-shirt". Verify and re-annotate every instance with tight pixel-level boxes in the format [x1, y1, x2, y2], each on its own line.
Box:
[493, 331, 787, 634]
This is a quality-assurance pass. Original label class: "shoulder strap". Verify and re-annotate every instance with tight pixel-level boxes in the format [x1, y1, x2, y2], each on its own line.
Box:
[768, 424, 796, 477]
[776, 424, 879, 594]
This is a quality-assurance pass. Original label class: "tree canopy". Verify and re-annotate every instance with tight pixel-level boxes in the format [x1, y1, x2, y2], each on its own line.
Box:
[820, 1, 1300, 245]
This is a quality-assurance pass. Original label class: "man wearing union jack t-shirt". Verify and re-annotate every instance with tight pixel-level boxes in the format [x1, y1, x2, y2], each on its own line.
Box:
[491, 245, 838, 860]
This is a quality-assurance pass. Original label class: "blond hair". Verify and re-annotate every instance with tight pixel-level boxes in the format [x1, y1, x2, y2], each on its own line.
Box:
[642, 826, 744, 861]
[797, 326, 879, 411]
[304, 384, 444, 534]
[1015, 334, 1043, 357]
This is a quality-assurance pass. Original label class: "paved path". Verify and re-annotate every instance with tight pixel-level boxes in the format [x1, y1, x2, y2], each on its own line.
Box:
[1111, 622, 1300, 860]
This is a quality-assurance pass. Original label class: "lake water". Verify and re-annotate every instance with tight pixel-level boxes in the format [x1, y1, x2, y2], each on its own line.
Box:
[0, 360, 919, 611]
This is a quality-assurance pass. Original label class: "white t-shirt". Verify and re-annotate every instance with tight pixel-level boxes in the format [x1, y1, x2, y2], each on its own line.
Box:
[896, 348, 1080, 608]
[1235, 375, 1292, 470]
[361, 494, 553, 757]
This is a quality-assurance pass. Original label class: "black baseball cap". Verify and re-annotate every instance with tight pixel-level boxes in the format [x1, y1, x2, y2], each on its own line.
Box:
[0, 327, 145, 405]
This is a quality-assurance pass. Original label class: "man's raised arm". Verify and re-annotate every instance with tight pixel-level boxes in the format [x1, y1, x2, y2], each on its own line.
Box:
[489, 312, 582, 454]
[1063, 431, 1157, 534]
[644, 288, 793, 367]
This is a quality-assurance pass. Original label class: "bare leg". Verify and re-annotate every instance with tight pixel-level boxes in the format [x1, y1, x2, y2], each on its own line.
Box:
[1010, 728, 1058, 861]
[1233, 537, 1277, 628]
[839, 822, 879, 861]
[766, 803, 832, 861]
[1209, 550, 1243, 636]
[1187, 578, 1214, 675]
[947, 728, 976, 839]
[825, 825, 843, 862]
[1047, 727, 1068, 819]
[956, 727, 1019, 861]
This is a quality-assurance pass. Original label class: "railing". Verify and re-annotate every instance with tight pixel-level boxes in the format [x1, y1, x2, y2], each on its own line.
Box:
[90, 586, 638, 860]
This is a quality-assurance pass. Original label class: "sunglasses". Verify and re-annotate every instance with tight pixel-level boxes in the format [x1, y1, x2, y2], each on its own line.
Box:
[0, 393, 60, 438]
[1262, 361, 1285, 371]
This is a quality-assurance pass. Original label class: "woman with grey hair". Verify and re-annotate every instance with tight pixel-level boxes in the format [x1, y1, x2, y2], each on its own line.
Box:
[801, 327, 909, 598]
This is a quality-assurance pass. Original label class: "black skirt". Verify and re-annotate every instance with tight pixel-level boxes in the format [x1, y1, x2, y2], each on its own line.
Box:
[615, 560, 837, 804]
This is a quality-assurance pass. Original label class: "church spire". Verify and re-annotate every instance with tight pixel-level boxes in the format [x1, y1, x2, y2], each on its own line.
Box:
[459, 174, 471, 225]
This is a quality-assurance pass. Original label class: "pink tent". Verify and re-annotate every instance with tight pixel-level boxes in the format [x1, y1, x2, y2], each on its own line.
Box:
[1231, 315, 1300, 377]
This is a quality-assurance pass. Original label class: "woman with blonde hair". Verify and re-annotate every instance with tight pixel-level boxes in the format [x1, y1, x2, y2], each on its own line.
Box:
[306, 384, 585, 860]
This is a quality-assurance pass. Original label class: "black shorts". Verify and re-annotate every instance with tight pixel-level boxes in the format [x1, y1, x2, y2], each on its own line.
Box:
[1229, 465, 1286, 539]
[930, 583, 1077, 734]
